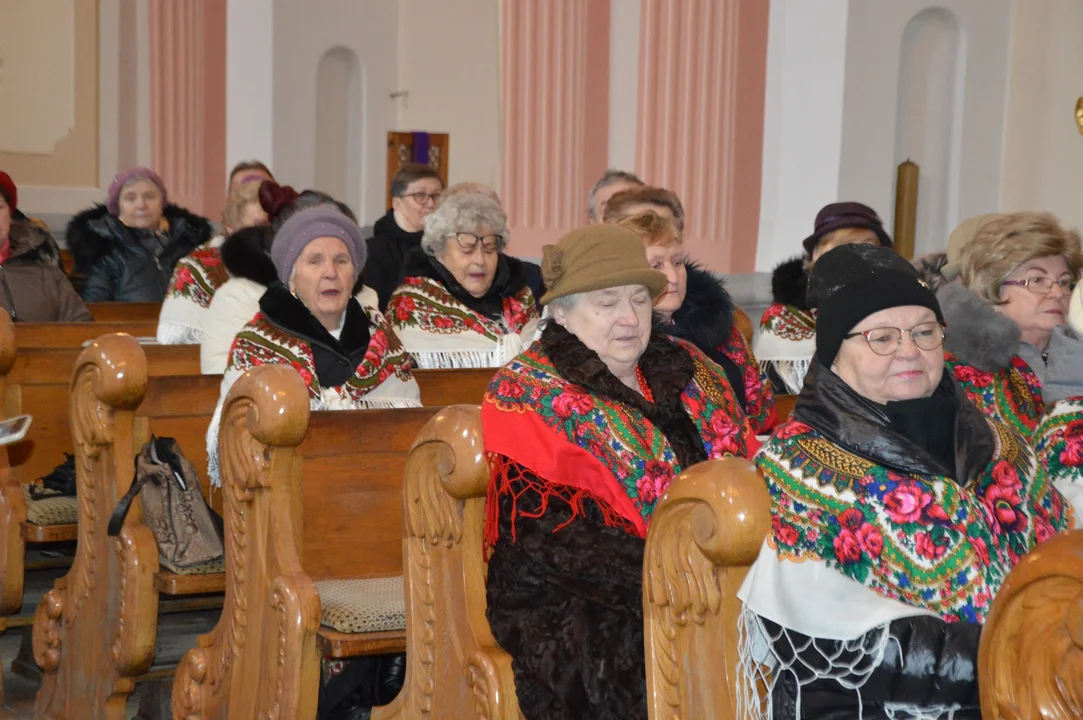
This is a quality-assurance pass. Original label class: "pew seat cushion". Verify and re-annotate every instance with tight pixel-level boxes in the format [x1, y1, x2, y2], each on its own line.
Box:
[159, 555, 225, 576]
[21, 485, 78, 526]
[315, 577, 405, 634]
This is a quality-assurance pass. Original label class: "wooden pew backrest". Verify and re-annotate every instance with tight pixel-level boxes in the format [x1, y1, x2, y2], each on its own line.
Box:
[979, 529, 1083, 719]
[6, 344, 204, 486]
[374, 405, 521, 719]
[414, 368, 495, 407]
[87, 303, 162, 323]
[299, 407, 439, 582]
[15, 322, 161, 348]
[642, 457, 770, 718]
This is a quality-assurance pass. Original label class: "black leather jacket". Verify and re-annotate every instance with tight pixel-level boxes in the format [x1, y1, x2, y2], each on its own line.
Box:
[764, 363, 992, 718]
[67, 204, 213, 302]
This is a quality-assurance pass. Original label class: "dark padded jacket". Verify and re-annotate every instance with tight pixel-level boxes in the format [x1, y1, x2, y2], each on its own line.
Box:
[67, 204, 213, 303]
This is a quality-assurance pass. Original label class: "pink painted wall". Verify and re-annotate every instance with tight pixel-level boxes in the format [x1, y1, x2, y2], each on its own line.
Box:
[501, 0, 611, 259]
[635, 0, 768, 272]
[148, 0, 227, 220]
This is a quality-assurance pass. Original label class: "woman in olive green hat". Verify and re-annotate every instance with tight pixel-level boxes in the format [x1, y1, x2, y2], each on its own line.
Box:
[481, 224, 756, 719]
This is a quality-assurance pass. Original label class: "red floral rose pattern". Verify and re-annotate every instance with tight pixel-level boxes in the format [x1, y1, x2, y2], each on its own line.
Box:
[164, 245, 230, 308]
[226, 304, 415, 406]
[758, 416, 1072, 623]
[485, 338, 754, 524]
[387, 275, 539, 341]
[720, 325, 776, 434]
[945, 351, 1043, 438]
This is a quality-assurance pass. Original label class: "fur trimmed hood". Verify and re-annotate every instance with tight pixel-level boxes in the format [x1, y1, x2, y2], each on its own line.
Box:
[771, 256, 809, 309]
[220, 225, 276, 286]
[66, 203, 214, 272]
[660, 262, 735, 352]
[6, 219, 61, 267]
[915, 258, 1019, 372]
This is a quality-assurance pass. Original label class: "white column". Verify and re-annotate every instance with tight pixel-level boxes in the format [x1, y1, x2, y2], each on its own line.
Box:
[226, 0, 275, 170]
[755, 0, 849, 272]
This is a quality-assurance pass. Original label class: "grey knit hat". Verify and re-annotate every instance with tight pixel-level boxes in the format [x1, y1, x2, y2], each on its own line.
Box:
[271, 207, 367, 283]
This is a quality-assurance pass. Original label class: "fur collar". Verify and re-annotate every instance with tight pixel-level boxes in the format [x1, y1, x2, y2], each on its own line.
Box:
[936, 281, 1020, 372]
[771, 256, 809, 309]
[259, 282, 372, 387]
[220, 225, 276, 286]
[6, 220, 60, 266]
[540, 322, 708, 470]
[67, 203, 214, 270]
[666, 262, 734, 353]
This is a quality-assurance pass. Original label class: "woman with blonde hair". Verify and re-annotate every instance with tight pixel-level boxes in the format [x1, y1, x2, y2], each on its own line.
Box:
[919, 211, 1083, 434]
[157, 178, 269, 343]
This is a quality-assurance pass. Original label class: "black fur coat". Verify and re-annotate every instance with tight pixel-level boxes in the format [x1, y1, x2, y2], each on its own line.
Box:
[770, 256, 809, 310]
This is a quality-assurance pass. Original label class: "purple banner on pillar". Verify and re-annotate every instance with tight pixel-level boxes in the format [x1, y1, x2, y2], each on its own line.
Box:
[412, 132, 431, 166]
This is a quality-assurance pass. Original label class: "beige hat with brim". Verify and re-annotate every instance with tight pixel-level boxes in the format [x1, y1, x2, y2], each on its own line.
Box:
[942, 213, 1005, 279]
[539, 225, 668, 305]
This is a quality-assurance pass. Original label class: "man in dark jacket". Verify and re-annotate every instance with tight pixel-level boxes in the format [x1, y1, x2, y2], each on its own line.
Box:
[66, 167, 214, 303]
[362, 164, 444, 310]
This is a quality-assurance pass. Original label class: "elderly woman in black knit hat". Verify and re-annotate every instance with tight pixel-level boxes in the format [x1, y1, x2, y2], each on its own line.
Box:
[755, 202, 893, 395]
[738, 244, 1072, 719]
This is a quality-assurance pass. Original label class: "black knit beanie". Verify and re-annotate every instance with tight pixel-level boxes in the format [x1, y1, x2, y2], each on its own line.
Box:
[808, 243, 943, 367]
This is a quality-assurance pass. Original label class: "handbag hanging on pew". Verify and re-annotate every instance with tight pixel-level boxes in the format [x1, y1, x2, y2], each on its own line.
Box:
[107, 435, 225, 573]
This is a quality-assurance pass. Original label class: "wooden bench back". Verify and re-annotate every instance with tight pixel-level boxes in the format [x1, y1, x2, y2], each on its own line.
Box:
[6, 343, 202, 486]
[375, 405, 521, 718]
[642, 458, 770, 717]
[15, 321, 162, 348]
[414, 367, 495, 406]
[298, 407, 439, 582]
[734, 305, 753, 346]
[978, 529, 1083, 718]
[172, 365, 441, 719]
[87, 303, 162, 322]
[32, 337, 224, 717]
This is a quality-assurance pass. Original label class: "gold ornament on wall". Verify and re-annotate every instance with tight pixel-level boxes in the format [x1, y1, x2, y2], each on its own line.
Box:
[1076, 97, 1083, 134]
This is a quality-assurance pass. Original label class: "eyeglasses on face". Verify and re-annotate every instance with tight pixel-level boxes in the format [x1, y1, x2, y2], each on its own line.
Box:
[843, 321, 947, 356]
[1000, 276, 1076, 295]
[449, 232, 503, 253]
[400, 191, 442, 206]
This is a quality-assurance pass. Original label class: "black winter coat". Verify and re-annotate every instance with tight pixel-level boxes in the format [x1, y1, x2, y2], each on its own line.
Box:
[67, 204, 214, 302]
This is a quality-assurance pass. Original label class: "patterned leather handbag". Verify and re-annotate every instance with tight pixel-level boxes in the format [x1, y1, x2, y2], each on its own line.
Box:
[107, 435, 224, 572]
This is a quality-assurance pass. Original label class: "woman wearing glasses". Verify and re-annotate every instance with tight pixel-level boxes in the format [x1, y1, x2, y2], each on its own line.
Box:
[739, 243, 1072, 719]
[386, 189, 541, 368]
[918, 212, 1083, 437]
[363, 164, 445, 311]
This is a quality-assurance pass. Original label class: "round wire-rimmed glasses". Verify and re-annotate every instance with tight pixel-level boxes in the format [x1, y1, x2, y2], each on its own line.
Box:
[449, 232, 503, 253]
[843, 321, 947, 356]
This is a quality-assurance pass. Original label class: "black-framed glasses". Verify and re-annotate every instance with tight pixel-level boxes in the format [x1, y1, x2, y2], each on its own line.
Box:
[399, 191, 442, 206]
[1001, 276, 1076, 295]
[843, 321, 947, 356]
[450, 232, 503, 253]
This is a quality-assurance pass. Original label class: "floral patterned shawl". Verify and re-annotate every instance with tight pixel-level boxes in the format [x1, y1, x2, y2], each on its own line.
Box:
[946, 351, 1044, 439]
[757, 416, 1072, 623]
[157, 237, 229, 344]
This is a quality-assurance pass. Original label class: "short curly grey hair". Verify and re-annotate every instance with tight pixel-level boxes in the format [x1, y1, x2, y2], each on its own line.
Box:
[421, 190, 509, 257]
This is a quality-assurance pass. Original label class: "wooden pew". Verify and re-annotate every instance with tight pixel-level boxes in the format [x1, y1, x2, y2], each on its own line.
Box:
[172, 366, 440, 719]
[735, 305, 753, 346]
[31, 335, 224, 719]
[775, 394, 797, 423]
[642, 458, 770, 717]
[372, 405, 520, 719]
[15, 321, 161, 348]
[414, 368, 495, 406]
[978, 529, 1083, 718]
[88, 302, 162, 323]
